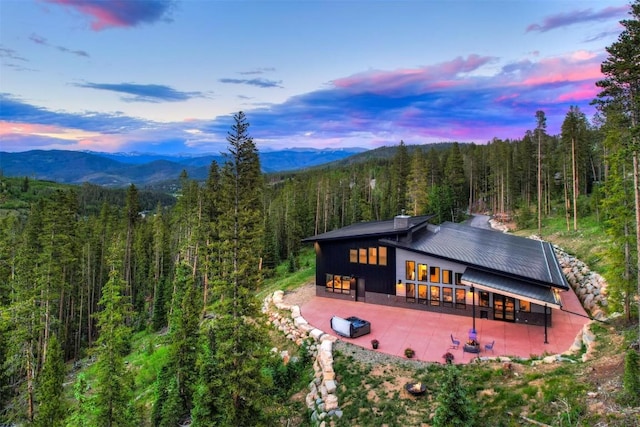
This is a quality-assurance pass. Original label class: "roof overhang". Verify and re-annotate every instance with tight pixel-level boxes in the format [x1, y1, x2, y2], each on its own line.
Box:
[461, 268, 562, 310]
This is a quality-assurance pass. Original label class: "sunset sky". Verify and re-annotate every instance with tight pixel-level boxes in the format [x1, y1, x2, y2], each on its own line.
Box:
[0, 0, 631, 155]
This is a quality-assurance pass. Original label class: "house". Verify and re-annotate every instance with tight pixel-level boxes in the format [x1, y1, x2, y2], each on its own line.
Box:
[302, 214, 569, 327]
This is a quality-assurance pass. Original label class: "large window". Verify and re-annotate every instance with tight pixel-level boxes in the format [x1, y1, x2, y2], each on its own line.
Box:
[430, 266, 440, 283]
[368, 247, 377, 264]
[379, 246, 387, 266]
[351, 246, 387, 266]
[359, 248, 367, 264]
[430, 286, 440, 306]
[406, 283, 416, 303]
[325, 274, 351, 294]
[418, 264, 428, 281]
[442, 270, 452, 284]
[479, 291, 490, 307]
[455, 272, 463, 285]
[406, 260, 416, 281]
[442, 287, 453, 307]
[418, 284, 428, 304]
[455, 289, 466, 309]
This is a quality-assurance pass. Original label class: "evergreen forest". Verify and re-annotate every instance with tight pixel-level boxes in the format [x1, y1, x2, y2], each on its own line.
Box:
[1, 3, 639, 425]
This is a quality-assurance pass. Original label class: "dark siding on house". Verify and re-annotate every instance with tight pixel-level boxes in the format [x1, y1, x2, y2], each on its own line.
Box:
[315, 237, 396, 295]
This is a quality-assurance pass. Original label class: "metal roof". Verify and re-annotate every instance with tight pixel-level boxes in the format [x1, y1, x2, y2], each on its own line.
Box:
[461, 268, 562, 309]
[301, 215, 433, 242]
[386, 222, 569, 290]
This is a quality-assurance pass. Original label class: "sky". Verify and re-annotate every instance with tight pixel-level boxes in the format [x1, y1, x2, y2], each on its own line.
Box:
[0, 0, 632, 155]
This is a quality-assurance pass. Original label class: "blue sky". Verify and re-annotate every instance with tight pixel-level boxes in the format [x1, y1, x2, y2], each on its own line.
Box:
[0, 0, 631, 154]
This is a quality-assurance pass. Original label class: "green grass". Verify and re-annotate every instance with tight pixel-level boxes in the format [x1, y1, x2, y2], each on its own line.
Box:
[257, 246, 315, 299]
[512, 206, 612, 276]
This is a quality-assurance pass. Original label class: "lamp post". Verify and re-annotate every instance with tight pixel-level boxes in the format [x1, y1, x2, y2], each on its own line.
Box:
[544, 305, 548, 344]
[471, 286, 476, 333]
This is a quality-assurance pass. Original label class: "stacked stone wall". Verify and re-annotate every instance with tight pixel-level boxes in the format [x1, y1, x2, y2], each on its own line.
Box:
[262, 291, 342, 426]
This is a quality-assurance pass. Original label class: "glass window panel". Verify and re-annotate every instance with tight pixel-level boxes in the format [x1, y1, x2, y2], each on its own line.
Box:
[349, 249, 357, 263]
[326, 273, 334, 292]
[406, 283, 416, 302]
[430, 285, 440, 306]
[368, 247, 377, 265]
[430, 266, 440, 283]
[406, 260, 416, 281]
[378, 246, 387, 266]
[519, 300, 531, 312]
[479, 291, 490, 307]
[418, 264, 428, 281]
[418, 284, 427, 300]
[443, 287, 453, 302]
[442, 270, 452, 284]
[455, 272, 463, 285]
[359, 248, 367, 264]
[341, 276, 352, 294]
[455, 289, 466, 308]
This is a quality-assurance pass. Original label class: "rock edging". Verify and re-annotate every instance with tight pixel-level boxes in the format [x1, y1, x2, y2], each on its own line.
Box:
[263, 290, 342, 426]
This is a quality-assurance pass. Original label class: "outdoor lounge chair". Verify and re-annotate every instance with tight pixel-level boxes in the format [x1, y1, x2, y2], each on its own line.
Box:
[484, 340, 495, 353]
[450, 334, 460, 349]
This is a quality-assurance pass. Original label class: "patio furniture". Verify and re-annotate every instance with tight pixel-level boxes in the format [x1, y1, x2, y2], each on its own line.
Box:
[450, 334, 460, 349]
[484, 340, 495, 353]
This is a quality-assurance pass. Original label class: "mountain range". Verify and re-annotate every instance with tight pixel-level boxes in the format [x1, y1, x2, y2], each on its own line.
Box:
[0, 148, 367, 188]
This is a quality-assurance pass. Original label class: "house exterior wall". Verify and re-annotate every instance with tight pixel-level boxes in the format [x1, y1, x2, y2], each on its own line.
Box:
[312, 239, 552, 327]
[314, 237, 396, 298]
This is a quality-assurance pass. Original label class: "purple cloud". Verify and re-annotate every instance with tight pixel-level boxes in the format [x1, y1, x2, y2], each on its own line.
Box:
[29, 33, 89, 57]
[219, 78, 283, 89]
[526, 6, 629, 33]
[0, 46, 29, 62]
[238, 68, 277, 75]
[75, 82, 205, 103]
[43, 0, 174, 31]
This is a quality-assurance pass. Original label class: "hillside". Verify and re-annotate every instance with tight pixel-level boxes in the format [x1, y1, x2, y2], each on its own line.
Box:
[0, 147, 367, 188]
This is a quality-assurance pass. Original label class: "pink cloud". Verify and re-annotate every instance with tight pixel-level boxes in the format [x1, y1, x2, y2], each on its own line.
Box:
[0, 120, 126, 151]
[557, 83, 600, 102]
[526, 6, 629, 33]
[332, 55, 496, 95]
[43, 0, 173, 31]
[507, 51, 604, 88]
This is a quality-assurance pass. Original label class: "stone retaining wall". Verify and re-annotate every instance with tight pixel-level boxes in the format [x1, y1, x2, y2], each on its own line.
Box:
[262, 291, 342, 426]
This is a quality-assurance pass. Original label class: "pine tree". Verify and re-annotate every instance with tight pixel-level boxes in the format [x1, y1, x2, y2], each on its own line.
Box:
[190, 326, 222, 426]
[561, 106, 589, 231]
[595, 0, 640, 339]
[535, 110, 547, 235]
[92, 239, 136, 427]
[153, 262, 201, 426]
[34, 334, 66, 427]
[445, 142, 467, 218]
[207, 112, 276, 425]
[432, 366, 475, 427]
[391, 140, 410, 215]
[623, 349, 640, 405]
[66, 373, 94, 427]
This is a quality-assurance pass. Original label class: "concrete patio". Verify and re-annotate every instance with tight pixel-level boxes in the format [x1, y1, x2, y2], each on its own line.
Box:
[299, 285, 590, 364]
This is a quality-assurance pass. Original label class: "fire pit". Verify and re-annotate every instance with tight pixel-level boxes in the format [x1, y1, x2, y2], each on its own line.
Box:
[405, 382, 427, 396]
[464, 338, 480, 353]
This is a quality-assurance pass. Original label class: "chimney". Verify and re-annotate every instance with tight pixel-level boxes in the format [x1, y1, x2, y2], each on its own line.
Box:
[394, 212, 410, 229]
